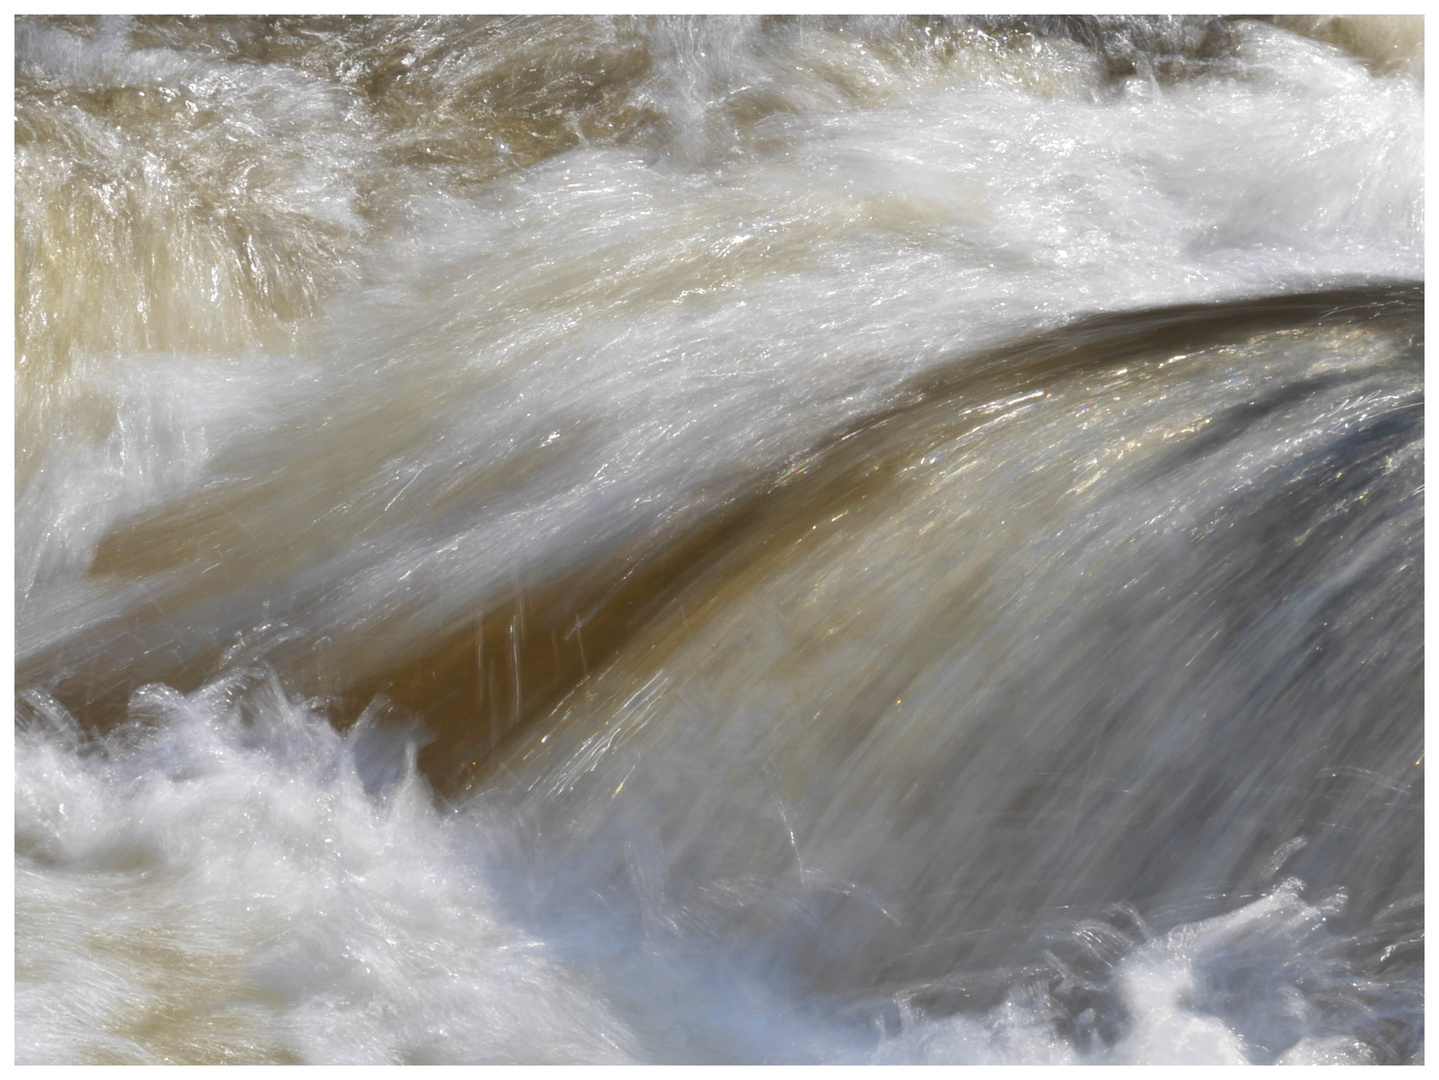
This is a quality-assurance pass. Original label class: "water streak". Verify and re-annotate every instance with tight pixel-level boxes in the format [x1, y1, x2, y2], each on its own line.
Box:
[14, 15, 1424, 1065]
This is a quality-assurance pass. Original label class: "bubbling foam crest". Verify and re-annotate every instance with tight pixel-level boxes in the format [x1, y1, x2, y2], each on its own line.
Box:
[15, 676, 635, 1064]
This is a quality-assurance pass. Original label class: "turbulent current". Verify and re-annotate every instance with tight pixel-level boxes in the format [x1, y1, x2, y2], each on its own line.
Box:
[13, 15, 1425, 1065]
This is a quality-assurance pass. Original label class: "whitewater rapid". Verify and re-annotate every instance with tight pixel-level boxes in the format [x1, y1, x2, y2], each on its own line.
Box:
[14, 15, 1425, 1064]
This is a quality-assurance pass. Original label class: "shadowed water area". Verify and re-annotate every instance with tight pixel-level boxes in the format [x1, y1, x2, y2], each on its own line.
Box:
[14, 14, 1424, 1064]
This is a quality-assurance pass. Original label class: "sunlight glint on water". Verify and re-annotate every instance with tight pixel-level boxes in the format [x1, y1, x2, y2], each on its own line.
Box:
[14, 15, 1424, 1064]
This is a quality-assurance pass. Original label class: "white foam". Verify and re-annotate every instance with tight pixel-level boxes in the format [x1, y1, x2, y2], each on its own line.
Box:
[16, 679, 634, 1064]
[17, 671, 1421, 1063]
[877, 881, 1411, 1065]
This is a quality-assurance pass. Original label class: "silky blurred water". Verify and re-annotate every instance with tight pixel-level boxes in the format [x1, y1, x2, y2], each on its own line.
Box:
[14, 15, 1424, 1064]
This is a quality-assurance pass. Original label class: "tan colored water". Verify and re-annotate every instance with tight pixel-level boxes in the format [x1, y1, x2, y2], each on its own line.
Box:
[15, 15, 1424, 1064]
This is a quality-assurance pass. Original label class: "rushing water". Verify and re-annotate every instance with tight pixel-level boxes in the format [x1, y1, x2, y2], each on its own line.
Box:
[13, 15, 1425, 1065]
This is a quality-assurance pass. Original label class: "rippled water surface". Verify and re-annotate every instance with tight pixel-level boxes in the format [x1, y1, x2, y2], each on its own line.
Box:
[14, 14, 1424, 1064]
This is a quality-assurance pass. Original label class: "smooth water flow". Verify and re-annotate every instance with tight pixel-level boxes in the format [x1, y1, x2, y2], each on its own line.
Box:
[14, 15, 1424, 1064]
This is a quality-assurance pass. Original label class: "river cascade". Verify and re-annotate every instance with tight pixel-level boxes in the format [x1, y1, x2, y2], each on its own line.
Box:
[14, 15, 1424, 1064]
